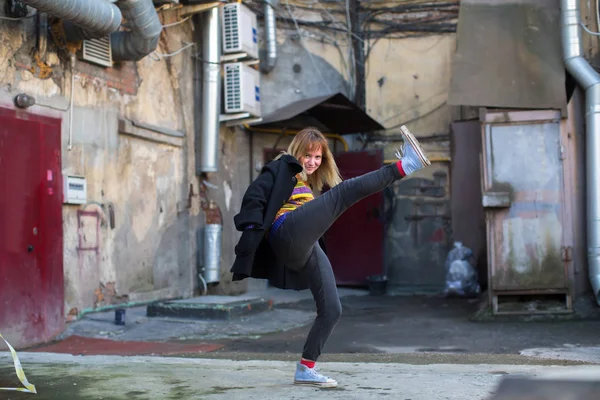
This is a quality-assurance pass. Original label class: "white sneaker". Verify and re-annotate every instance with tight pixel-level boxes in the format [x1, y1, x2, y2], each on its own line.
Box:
[294, 363, 338, 388]
[395, 125, 431, 175]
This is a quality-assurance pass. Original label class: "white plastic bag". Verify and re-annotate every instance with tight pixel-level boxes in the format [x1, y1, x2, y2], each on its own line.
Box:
[444, 242, 481, 297]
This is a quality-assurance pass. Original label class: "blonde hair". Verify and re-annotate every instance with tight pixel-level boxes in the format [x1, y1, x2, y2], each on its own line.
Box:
[286, 127, 343, 191]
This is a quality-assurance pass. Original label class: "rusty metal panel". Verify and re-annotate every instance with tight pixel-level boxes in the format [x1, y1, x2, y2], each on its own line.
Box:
[448, 0, 566, 114]
[562, 91, 586, 297]
[481, 110, 569, 292]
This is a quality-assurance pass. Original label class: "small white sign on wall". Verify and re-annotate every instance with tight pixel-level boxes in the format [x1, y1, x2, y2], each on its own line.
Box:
[63, 175, 87, 205]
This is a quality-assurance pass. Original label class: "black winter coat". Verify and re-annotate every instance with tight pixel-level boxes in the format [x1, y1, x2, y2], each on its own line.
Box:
[230, 154, 311, 290]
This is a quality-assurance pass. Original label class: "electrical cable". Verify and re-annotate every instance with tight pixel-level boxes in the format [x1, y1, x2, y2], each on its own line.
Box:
[284, 0, 332, 92]
[345, 0, 355, 98]
[162, 16, 191, 28]
[245, 1, 457, 38]
[152, 42, 196, 60]
[597, 0, 600, 42]
[385, 101, 447, 130]
[580, 20, 600, 36]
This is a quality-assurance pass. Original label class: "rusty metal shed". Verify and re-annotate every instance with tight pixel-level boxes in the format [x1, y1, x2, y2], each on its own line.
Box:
[249, 93, 385, 134]
[448, 0, 567, 114]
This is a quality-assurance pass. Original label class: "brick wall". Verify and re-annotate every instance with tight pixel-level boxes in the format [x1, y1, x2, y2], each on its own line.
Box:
[75, 61, 140, 96]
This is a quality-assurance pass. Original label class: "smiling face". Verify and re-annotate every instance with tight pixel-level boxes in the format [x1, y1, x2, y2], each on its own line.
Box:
[287, 127, 342, 190]
[300, 145, 322, 175]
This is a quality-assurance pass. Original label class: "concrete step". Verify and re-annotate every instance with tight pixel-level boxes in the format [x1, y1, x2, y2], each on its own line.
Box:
[146, 288, 368, 321]
[147, 295, 274, 320]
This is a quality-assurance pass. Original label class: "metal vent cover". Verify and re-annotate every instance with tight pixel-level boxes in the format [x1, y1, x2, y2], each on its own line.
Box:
[225, 63, 241, 111]
[223, 4, 240, 53]
[81, 36, 113, 68]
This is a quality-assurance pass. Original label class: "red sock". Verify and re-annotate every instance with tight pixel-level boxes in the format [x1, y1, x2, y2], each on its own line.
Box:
[396, 160, 406, 177]
[300, 359, 315, 369]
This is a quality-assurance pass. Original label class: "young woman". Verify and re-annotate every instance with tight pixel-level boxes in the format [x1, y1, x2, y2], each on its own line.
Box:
[231, 126, 430, 388]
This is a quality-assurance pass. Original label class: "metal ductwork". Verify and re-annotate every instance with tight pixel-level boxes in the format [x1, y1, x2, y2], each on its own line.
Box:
[24, 0, 162, 62]
[260, 0, 279, 73]
[198, 7, 222, 172]
[561, 0, 600, 305]
[111, 0, 163, 62]
[20, 0, 123, 37]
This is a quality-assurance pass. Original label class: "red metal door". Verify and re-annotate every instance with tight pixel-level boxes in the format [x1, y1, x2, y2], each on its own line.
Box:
[325, 149, 385, 286]
[0, 108, 63, 348]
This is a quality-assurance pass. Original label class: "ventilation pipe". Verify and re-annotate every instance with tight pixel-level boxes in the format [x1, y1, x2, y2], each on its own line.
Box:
[19, 0, 123, 37]
[561, 0, 600, 305]
[201, 200, 223, 285]
[198, 7, 221, 173]
[111, 0, 163, 62]
[260, 0, 279, 73]
[24, 0, 162, 62]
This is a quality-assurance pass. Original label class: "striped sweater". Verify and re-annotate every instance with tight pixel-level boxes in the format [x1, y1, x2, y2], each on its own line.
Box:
[271, 179, 314, 234]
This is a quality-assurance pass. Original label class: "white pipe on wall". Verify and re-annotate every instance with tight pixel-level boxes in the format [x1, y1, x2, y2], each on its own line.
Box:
[561, 0, 600, 305]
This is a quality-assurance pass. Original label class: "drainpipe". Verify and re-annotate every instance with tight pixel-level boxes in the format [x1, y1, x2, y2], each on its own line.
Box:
[260, 0, 279, 73]
[20, 0, 122, 37]
[561, 0, 600, 305]
[198, 7, 221, 173]
[111, 0, 163, 62]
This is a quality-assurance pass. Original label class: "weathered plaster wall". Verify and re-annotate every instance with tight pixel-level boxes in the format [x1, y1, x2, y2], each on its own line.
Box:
[365, 33, 456, 196]
[366, 35, 455, 136]
[0, 8, 204, 315]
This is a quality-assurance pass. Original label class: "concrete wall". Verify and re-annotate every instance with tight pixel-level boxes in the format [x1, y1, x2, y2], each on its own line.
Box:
[260, 36, 350, 116]
[365, 35, 455, 138]
[0, 4, 212, 316]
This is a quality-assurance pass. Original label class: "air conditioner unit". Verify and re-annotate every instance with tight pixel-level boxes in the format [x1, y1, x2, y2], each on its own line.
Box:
[224, 62, 261, 117]
[222, 3, 258, 60]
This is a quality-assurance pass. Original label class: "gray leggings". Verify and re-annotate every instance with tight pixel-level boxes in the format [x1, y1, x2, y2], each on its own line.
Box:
[270, 163, 402, 361]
